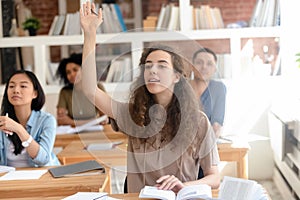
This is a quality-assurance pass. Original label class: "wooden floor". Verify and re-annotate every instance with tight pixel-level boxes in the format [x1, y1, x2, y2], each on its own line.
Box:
[258, 180, 283, 200]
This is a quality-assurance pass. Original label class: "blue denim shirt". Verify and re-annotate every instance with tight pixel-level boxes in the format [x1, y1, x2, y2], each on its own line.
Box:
[0, 110, 60, 166]
[201, 80, 227, 126]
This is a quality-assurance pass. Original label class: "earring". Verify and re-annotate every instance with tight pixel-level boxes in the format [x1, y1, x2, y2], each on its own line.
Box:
[190, 71, 194, 80]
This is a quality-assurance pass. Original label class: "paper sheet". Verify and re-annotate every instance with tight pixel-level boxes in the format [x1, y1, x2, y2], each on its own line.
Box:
[0, 169, 47, 181]
[62, 192, 108, 200]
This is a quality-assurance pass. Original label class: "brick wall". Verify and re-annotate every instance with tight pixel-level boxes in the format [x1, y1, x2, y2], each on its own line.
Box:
[24, 0, 257, 35]
[22, 0, 277, 67]
[142, 0, 257, 26]
[23, 0, 58, 35]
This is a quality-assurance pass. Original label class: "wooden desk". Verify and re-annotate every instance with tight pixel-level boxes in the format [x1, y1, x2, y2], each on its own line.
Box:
[58, 140, 250, 178]
[0, 168, 110, 199]
[218, 142, 250, 179]
[55, 124, 127, 148]
[2, 191, 219, 200]
[57, 139, 127, 167]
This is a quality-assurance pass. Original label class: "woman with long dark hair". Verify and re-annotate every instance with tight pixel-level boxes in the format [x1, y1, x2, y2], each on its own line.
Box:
[0, 70, 59, 167]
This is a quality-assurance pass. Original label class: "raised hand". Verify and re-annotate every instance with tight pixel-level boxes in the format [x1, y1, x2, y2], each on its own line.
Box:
[80, 1, 103, 34]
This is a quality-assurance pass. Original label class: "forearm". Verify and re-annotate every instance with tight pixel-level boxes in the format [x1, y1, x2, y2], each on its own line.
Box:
[184, 166, 220, 189]
[82, 30, 98, 99]
[15, 125, 39, 159]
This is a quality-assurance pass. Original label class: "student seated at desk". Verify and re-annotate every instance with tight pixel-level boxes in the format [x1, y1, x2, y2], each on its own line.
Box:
[56, 53, 108, 127]
[190, 47, 227, 138]
[80, 2, 220, 193]
[190, 47, 227, 179]
[0, 70, 60, 167]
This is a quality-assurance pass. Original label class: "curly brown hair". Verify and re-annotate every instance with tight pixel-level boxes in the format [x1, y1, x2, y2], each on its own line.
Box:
[128, 45, 200, 143]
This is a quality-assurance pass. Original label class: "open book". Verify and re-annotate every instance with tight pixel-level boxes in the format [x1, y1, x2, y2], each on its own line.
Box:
[139, 184, 212, 200]
[56, 115, 108, 134]
[219, 176, 269, 200]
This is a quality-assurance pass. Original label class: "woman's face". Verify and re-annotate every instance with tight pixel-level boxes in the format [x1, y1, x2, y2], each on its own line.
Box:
[7, 74, 37, 107]
[193, 52, 216, 81]
[66, 62, 81, 84]
[144, 50, 179, 96]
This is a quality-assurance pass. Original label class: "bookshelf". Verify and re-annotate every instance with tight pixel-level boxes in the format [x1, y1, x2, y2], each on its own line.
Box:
[0, 0, 282, 95]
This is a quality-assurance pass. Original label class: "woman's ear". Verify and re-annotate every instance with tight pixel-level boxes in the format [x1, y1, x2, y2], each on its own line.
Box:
[174, 73, 180, 83]
[33, 90, 38, 99]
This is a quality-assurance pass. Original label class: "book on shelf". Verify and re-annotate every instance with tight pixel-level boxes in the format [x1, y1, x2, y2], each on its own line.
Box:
[167, 5, 179, 31]
[160, 4, 172, 30]
[50, 15, 66, 35]
[249, 0, 280, 27]
[109, 4, 123, 32]
[113, 3, 127, 32]
[156, 4, 166, 30]
[63, 12, 81, 35]
[139, 184, 213, 200]
[48, 4, 126, 35]
[105, 56, 132, 83]
[273, 0, 280, 26]
[48, 15, 59, 35]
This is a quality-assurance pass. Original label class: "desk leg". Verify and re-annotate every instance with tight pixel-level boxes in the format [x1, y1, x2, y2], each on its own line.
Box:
[237, 151, 248, 179]
[100, 169, 112, 193]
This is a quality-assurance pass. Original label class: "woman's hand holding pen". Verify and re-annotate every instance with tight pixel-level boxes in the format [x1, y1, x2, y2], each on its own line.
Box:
[0, 115, 15, 136]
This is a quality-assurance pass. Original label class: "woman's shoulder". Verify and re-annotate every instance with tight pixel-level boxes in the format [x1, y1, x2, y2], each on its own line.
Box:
[60, 85, 73, 92]
[209, 80, 226, 92]
[32, 110, 56, 122]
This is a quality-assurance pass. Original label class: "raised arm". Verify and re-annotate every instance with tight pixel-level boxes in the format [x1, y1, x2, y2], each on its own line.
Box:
[80, 2, 114, 117]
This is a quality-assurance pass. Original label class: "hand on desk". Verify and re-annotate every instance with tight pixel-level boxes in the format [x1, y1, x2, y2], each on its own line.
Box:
[155, 174, 184, 193]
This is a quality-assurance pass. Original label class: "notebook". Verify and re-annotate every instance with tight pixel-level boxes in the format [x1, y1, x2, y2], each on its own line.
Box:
[48, 160, 105, 178]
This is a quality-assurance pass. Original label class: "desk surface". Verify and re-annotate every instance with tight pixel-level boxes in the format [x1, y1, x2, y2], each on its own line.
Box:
[57, 139, 127, 168]
[0, 167, 109, 199]
[2, 191, 220, 200]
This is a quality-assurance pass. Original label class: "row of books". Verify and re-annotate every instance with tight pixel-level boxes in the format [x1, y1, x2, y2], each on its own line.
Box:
[249, 0, 280, 27]
[154, 4, 224, 31]
[105, 55, 132, 83]
[48, 3, 127, 35]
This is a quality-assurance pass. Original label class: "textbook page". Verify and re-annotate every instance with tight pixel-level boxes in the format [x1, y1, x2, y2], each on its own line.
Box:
[139, 184, 213, 200]
[219, 176, 269, 200]
[139, 186, 176, 200]
[176, 184, 212, 200]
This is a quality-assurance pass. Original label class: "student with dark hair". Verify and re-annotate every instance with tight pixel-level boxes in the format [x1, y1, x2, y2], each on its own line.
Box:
[56, 53, 107, 126]
[191, 47, 227, 138]
[80, 2, 220, 193]
[0, 70, 60, 167]
[190, 47, 227, 179]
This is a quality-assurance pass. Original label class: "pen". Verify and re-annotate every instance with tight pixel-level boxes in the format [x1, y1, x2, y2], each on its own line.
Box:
[4, 113, 9, 137]
[92, 193, 107, 200]
[91, 9, 98, 16]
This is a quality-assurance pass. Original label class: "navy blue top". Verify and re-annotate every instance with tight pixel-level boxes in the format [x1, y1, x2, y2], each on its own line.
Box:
[201, 80, 226, 126]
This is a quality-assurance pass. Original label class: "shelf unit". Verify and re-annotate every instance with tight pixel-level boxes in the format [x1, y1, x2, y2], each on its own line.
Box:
[0, 0, 281, 95]
[0, 26, 281, 93]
